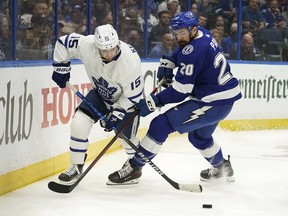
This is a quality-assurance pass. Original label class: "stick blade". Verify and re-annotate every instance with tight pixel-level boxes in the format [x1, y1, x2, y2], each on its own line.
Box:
[48, 181, 75, 193]
[178, 183, 203, 193]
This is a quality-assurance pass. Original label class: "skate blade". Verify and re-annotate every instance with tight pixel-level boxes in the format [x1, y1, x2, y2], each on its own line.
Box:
[58, 178, 78, 186]
[106, 179, 140, 186]
[200, 176, 235, 182]
[226, 176, 235, 182]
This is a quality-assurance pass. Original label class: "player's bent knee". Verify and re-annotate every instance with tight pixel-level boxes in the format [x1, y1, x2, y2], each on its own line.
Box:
[148, 114, 175, 142]
[71, 110, 94, 139]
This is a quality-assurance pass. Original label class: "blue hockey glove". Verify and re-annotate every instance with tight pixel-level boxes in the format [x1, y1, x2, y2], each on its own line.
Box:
[157, 56, 175, 87]
[52, 62, 71, 88]
[137, 94, 161, 117]
[100, 108, 126, 132]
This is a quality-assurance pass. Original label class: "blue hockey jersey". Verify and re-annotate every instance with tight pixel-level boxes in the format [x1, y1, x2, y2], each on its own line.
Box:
[157, 29, 242, 106]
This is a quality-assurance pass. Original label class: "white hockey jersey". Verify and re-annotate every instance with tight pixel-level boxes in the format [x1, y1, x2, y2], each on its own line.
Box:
[53, 33, 143, 112]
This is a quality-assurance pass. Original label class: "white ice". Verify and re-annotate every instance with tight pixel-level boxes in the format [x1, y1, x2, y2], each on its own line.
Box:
[0, 128, 287, 216]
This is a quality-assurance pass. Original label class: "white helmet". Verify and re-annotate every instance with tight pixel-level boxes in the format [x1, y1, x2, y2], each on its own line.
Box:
[94, 24, 119, 50]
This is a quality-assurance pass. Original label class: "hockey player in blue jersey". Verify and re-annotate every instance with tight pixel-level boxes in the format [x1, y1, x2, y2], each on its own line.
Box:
[107, 11, 242, 185]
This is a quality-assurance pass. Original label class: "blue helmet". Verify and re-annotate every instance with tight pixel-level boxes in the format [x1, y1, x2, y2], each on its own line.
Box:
[170, 11, 198, 31]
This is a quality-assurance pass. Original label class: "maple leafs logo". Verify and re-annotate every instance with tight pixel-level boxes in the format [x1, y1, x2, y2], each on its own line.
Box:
[92, 77, 117, 100]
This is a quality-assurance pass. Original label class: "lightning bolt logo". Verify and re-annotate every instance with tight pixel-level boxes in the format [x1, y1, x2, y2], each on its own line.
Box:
[182, 106, 212, 124]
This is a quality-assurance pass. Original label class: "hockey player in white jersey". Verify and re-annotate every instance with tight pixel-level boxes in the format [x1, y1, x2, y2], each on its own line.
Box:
[52, 24, 144, 183]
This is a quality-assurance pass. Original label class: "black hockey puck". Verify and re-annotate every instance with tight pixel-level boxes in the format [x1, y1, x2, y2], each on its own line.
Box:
[202, 204, 212, 208]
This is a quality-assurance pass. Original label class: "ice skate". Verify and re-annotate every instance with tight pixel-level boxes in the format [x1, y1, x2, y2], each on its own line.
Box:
[58, 163, 84, 183]
[200, 155, 235, 182]
[58, 154, 87, 183]
[107, 159, 142, 185]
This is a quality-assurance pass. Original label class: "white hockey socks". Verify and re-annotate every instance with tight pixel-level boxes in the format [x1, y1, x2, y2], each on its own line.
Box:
[70, 110, 94, 164]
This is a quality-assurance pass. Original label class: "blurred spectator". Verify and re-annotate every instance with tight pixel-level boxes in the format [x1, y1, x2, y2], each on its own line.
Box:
[18, 0, 52, 28]
[215, 14, 225, 27]
[197, 0, 219, 18]
[17, 14, 53, 60]
[138, 5, 158, 33]
[81, 16, 98, 35]
[167, 0, 180, 17]
[57, 6, 70, 35]
[124, 27, 144, 57]
[119, 0, 137, 12]
[158, 0, 181, 15]
[62, 0, 86, 16]
[212, 15, 228, 35]
[242, 18, 252, 32]
[278, 0, 287, 12]
[191, 3, 198, 15]
[91, 16, 98, 30]
[195, 0, 213, 12]
[230, 33, 256, 60]
[102, 12, 114, 25]
[124, 6, 143, 30]
[282, 6, 288, 25]
[222, 22, 238, 54]
[210, 28, 223, 50]
[64, 5, 86, 34]
[47, 0, 54, 16]
[262, 0, 286, 28]
[241, 0, 266, 30]
[259, 0, 269, 10]
[149, 10, 171, 47]
[215, 24, 226, 38]
[147, 0, 158, 14]
[34, 1, 54, 36]
[93, 0, 112, 26]
[148, 32, 173, 58]
[118, 0, 136, 19]
[118, 18, 136, 40]
[0, 14, 12, 61]
[214, 0, 237, 28]
[3, 6, 9, 16]
[34, 1, 50, 17]
[21, 0, 38, 15]
[198, 13, 208, 28]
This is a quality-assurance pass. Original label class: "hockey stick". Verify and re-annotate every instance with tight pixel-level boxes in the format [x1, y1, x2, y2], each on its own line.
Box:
[48, 110, 138, 193]
[65, 80, 202, 193]
[48, 80, 162, 193]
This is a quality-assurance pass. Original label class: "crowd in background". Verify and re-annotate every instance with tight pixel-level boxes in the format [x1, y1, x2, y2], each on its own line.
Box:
[1, 0, 288, 62]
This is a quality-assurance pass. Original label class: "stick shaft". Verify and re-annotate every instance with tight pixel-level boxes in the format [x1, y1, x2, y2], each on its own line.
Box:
[68, 81, 201, 192]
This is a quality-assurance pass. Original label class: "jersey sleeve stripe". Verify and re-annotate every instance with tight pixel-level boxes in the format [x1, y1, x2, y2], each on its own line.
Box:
[201, 86, 241, 103]
[64, 35, 69, 48]
[172, 81, 194, 94]
[57, 38, 65, 46]
[128, 90, 143, 101]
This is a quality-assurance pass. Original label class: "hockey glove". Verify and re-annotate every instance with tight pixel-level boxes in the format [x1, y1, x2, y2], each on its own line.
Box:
[100, 108, 126, 132]
[137, 94, 161, 117]
[157, 55, 175, 87]
[52, 62, 71, 88]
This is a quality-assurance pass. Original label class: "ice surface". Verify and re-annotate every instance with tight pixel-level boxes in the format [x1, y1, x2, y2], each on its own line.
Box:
[0, 128, 287, 216]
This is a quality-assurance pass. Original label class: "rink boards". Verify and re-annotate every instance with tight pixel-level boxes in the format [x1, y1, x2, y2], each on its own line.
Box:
[0, 61, 287, 195]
